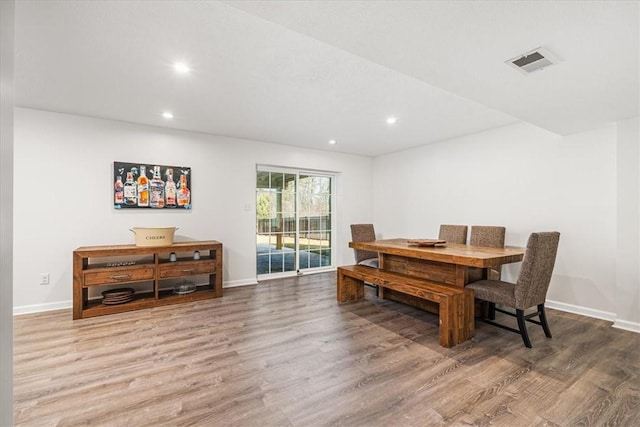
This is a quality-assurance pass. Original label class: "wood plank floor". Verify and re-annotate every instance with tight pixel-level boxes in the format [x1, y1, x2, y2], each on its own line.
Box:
[13, 272, 640, 426]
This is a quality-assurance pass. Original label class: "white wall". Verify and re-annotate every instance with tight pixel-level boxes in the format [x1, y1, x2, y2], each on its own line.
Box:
[13, 108, 373, 312]
[1, 0, 15, 423]
[615, 116, 640, 330]
[14, 108, 638, 330]
[373, 121, 629, 324]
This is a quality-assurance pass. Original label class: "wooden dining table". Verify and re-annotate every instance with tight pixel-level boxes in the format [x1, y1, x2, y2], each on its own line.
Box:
[350, 238, 525, 286]
[349, 238, 526, 314]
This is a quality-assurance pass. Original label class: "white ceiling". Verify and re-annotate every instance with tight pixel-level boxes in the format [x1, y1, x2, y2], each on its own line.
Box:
[14, 1, 639, 157]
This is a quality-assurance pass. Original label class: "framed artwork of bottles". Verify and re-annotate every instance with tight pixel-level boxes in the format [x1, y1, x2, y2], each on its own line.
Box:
[114, 161, 191, 209]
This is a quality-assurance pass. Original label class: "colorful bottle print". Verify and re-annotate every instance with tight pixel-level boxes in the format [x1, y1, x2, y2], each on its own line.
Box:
[137, 165, 149, 207]
[149, 166, 165, 208]
[165, 168, 177, 208]
[114, 176, 124, 205]
[177, 174, 190, 207]
[123, 172, 137, 205]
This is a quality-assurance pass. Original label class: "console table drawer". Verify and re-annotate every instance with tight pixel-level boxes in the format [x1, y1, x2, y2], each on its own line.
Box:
[159, 260, 216, 279]
[84, 266, 155, 286]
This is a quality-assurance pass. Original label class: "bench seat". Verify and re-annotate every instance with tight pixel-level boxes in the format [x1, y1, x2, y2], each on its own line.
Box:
[337, 265, 474, 348]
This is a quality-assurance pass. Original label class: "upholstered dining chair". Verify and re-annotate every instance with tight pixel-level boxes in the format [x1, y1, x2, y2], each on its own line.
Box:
[350, 224, 379, 295]
[470, 225, 506, 248]
[438, 224, 468, 244]
[350, 224, 379, 268]
[470, 225, 506, 280]
[467, 231, 560, 348]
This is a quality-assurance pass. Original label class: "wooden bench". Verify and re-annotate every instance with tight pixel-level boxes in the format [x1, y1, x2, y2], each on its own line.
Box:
[337, 265, 474, 348]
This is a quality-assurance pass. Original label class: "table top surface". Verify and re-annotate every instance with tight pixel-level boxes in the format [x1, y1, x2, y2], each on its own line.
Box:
[74, 240, 223, 255]
[349, 238, 525, 268]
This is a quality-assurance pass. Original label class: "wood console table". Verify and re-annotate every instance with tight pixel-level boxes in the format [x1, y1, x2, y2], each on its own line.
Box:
[73, 240, 223, 319]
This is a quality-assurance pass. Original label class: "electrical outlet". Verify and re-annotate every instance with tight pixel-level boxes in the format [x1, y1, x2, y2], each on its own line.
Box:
[40, 273, 50, 285]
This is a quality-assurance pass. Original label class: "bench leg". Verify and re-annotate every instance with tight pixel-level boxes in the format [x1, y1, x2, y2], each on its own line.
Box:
[378, 285, 385, 299]
[337, 271, 365, 302]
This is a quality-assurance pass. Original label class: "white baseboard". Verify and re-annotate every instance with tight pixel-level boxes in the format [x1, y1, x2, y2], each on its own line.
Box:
[612, 319, 640, 333]
[14, 300, 72, 316]
[545, 299, 640, 334]
[545, 299, 616, 322]
[223, 278, 258, 288]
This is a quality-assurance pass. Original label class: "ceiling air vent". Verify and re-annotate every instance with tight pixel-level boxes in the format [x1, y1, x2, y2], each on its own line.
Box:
[506, 47, 559, 74]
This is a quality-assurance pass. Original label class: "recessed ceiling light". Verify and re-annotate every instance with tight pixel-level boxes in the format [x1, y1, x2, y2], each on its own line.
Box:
[328, 139, 337, 145]
[173, 62, 191, 75]
[162, 111, 174, 119]
[386, 117, 398, 125]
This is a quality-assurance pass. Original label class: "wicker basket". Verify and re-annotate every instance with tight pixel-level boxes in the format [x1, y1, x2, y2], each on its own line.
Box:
[130, 227, 178, 247]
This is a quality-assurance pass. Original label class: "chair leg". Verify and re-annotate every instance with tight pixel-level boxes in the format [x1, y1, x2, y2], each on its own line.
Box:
[538, 304, 552, 338]
[488, 302, 496, 320]
[516, 309, 532, 348]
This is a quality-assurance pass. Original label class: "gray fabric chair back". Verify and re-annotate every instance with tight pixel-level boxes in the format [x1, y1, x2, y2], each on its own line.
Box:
[438, 224, 468, 244]
[470, 226, 506, 248]
[515, 232, 561, 310]
[470, 225, 506, 280]
[350, 224, 378, 263]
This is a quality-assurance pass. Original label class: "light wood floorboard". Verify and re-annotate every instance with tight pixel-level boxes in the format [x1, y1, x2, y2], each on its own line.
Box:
[13, 272, 640, 426]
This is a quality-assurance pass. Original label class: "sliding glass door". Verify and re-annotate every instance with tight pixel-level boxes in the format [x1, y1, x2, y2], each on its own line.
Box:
[297, 174, 332, 270]
[256, 170, 297, 275]
[256, 167, 333, 277]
